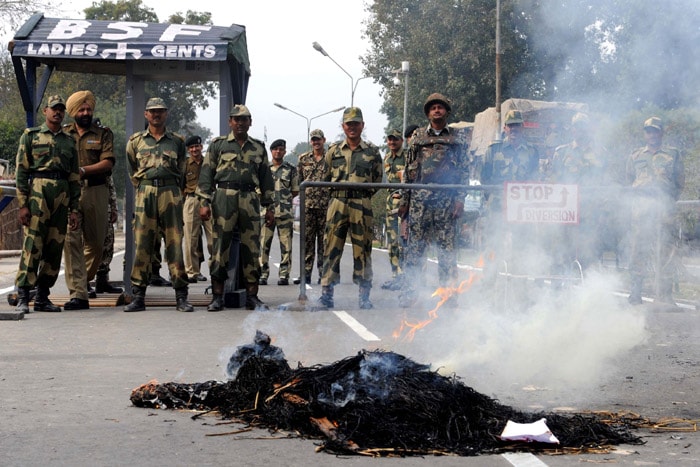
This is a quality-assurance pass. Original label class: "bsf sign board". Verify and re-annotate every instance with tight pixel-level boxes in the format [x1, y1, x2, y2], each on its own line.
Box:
[504, 182, 579, 224]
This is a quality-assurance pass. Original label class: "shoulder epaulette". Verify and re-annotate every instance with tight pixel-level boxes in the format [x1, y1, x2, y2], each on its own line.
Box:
[248, 136, 264, 146]
[128, 130, 147, 141]
[25, 126, 41, 134]
[172, 132, 185, 142]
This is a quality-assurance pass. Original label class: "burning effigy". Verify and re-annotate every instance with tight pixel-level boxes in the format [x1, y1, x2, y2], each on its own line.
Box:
[130, 331, 642, 457]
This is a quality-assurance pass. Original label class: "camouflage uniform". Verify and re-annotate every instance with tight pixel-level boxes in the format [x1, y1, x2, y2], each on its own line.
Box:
[96, 175, 118, 283]
[549, 131, 609, 271]
[479, 119, 540, 272]
[297, 149, 330, 282]
[197, 133, 274, 286]
[126, 129, 189, 290]
[321, 138, 382, 289]
[626, 118, 684, 303]
[15, 122, 80, 291]
[260, 160, 299, 281]
[183, 155, 213, 279]
[383, 143, 406, 279]
[399, 125, 469, 301]
[62, 120, 114, 301]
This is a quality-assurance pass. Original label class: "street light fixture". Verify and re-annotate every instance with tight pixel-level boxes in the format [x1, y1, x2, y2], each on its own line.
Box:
[274, 103, 345, 143]
[313, 41, 368, 106]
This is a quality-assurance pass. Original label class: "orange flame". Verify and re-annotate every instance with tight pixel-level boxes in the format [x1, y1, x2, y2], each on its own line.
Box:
[394, 271, 479, 342]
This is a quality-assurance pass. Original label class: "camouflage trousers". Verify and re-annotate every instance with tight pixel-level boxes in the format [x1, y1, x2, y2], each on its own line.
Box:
[96, 217, 115, 278]
[385, 194, 403, 277]
[321, 197, 373, 287]
[130, 185, 188, 289]
[260, 213, 293, 280]
[16, 179, 71, 289]
[64, 184, 109, 299]
[209, 189, 261, 284]
[402, 196, 458, 292]
[628, 196, 677, 295]
[183, 194, 213, 277]
[303, 206, 327, 278]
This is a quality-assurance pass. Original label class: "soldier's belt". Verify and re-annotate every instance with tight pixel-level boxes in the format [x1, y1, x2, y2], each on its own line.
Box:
[83, 174, 107, 187]
[217, 181, 257, 191]
[332, 189, 371, 199]
[140, 178, 177, 187]
[31, 171, 68, 180]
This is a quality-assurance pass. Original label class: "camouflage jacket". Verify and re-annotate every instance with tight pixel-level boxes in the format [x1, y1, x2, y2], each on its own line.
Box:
[549, 140, 608, 186]
[126, 129, 186, 187]
[269, 161, 299, 218]
[297, 150, 330, 210]
[197, 132, 274, 207]
[481, 137, 539, 185]
[325, 139, 382, 197]
[384, 148, 406, 184]
[401, 125, 469, 203]
[64, 121, 114, 169]
[626, 145, 684, 200]
[15, 123, 80, 211]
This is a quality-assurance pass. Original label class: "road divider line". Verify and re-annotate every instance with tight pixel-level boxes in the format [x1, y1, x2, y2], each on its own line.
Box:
[333, 310, 381, 341]
[502, 452, 549, 466]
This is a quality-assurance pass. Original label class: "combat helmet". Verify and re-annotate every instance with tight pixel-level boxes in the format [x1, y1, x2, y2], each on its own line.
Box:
[423, 93, 452, 115]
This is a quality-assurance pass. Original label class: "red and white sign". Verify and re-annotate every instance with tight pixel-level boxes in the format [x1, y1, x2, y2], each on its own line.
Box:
[504, 182, 579, 224]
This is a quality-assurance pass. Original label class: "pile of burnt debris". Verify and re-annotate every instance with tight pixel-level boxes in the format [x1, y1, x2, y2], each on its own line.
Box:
[131, 331, 642, 457]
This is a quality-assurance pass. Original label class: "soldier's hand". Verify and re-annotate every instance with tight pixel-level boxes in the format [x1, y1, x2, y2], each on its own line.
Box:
[18, 207, 31, 226]
[452, 200, 464, 219]
[199, 206, 211, 221]
[397, 204, 408, 219]
[264, 210, 275, 228]
[69, 212, 80, 231]
[110, 209, 118, 224]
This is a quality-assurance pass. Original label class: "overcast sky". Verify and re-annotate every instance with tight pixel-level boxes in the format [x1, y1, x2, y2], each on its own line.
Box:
[54, 0, 390, 149]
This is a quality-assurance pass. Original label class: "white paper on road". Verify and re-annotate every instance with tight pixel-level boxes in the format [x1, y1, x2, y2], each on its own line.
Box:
[500, 418, 560, 444]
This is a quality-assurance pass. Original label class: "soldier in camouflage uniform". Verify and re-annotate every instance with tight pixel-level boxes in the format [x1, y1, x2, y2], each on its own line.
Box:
[124, 97, 193, 313]
[62, 90, 115, 310]
[197, 104, 275, 311]
[294, 129, 330, 285]
[14, 95, 80, 313]
[381, 129, 406, 291]
[626, 116, 684, 305]
[479, 110, 540, 276]
[318, 107, 382, 309]
[259, 139, 299, 286]
[183, 135, 212, 283]
[95, 174, 123, 293]
[548, 112, 609, 273]
[398, 93, 470, 308]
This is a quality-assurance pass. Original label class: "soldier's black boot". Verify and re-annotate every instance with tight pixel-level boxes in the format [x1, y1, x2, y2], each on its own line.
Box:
[95, 273, 124, 294]
[207, 280, 225, 312]
[175, 287, 194, 312]
[124, 286, 146, 312]
[318, 285, 334, 308]
[245, 283, 269, 310]
[359, 282, 373, 309]
[34, 287, 61, 312]
[16, 287, 31, 313]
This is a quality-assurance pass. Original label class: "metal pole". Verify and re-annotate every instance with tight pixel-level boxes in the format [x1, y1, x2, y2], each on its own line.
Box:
[495, 0, 502, 140]
[401, 61, 409, 147]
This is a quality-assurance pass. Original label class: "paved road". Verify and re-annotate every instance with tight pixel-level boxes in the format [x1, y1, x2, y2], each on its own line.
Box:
[1, 231, 700, 466]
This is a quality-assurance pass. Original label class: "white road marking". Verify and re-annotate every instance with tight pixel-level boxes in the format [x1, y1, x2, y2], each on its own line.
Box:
[502, 452, 549, 466]
[333, 310, 381, 341]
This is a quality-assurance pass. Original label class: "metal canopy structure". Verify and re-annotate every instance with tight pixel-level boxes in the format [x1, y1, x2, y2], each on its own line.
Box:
[8, 13, 251, 291]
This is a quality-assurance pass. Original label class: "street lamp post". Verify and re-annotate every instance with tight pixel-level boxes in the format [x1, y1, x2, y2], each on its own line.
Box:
[273, 103, 345, 143]
[393, 61, 410, 147]
[313, 41, 368, 106]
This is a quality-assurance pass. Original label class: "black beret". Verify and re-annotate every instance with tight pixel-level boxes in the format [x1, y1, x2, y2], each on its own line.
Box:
[185, 135, 202, 147]
[270, 139, 286, 149]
